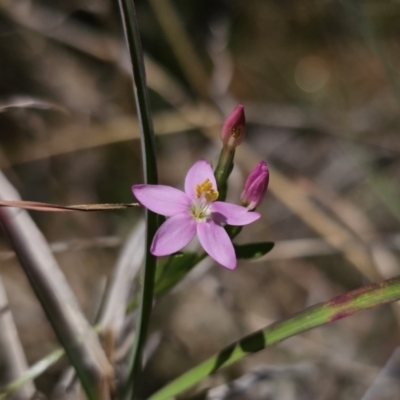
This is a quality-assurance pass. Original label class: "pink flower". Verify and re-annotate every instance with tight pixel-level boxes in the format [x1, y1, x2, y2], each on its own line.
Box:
[241, 161, 269, 210]
[220, 104, 246, 149]
[132, 160, 260, 269]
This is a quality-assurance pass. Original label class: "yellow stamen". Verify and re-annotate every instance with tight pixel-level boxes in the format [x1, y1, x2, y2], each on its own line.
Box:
[195, 179, 219, 202]
[232, 126, 241, 138]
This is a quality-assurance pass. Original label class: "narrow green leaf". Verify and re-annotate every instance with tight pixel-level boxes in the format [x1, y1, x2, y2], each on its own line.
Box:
[234, 242, 274, 260]
[117, 0, 158, 398]
[126, 253, 204, 313]
[127, 241, 272, 313]
[155, 253, 199, 294]
[148, 275, 400, 400]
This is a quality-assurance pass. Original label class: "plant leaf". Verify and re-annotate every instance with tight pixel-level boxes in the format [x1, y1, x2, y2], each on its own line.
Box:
[155, 252, 199, 294]
[234, 242, 274, 260]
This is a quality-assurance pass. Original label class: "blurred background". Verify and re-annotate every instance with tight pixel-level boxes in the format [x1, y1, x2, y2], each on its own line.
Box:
[1, 0, 400, 399]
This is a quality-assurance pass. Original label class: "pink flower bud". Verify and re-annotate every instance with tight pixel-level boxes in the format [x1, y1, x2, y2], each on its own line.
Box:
[241, 161, 269, 210]
[221, 104, 246, 149]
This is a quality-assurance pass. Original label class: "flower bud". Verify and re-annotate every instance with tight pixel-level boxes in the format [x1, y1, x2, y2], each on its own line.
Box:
[221, 104, 246, 149]
[241, 161, 269, 210]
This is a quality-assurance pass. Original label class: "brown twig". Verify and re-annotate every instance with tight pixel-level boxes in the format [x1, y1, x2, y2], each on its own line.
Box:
[0, 200, 138, 212]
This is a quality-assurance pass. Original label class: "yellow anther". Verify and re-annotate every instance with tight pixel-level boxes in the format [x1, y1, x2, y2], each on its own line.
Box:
[232, 126, 241, 138]
[195, 179, 219, 202]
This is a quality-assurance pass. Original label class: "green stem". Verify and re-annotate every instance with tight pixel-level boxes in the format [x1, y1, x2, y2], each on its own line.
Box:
[117, 1, 158, 399]
[126, 253, 207, 313]
[214, 149, 235, 202]
[148, 275, 400, 400]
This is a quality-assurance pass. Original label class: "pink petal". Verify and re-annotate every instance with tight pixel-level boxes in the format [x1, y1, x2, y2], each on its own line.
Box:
[220, 104, 246, 149]
[132, 184, 190, 216]
[197, 221, 236, 269]
[211, 202, 260, 226]
[184, 159, 218, 199]
[241, 161, 269, 210]
[151, 213, 196, 256]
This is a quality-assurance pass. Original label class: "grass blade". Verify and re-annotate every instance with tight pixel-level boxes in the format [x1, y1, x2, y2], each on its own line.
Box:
[117, 1, 159, 398]
[148, 275, 400, 400]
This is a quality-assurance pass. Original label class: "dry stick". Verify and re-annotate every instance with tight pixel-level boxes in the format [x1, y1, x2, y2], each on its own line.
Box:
[51, 367, 82, 400]
[0, 171, 113, 400]
[51, 278, 108, 400]
[0, 0, 189, 108]
[0, 277, 36, 400]
[306, 180, 400, 328]
[361, 347, 400, 400]
[0, 0, 222, 169]
[148, 0, 210, 100]
[0, 200, 138, 212]
[265, 165, 379, 280]
[248, 160, 379, 281]
[191, 120, 381, 281]
[50, 276, 107, 400]
[98, 220, 146, 360]
[3, 106, 220, 168]
[45, 219, 183, 397]
[0, 236, 123, 261]
[202, 363, 315, 400]
[308, 180, 400, 279]
[1, 234, 400, 264]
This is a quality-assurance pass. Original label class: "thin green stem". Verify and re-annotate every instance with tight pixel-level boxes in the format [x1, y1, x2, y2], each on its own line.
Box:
[117, 1, 158, 399]
[148, 275, 400, 400]
[214, 149, 235, 202]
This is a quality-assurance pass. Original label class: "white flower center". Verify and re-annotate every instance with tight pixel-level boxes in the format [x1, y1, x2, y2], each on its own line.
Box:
[190, 199, 211, 221]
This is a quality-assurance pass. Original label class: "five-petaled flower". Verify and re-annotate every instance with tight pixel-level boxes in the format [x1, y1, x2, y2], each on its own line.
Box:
[132, 160, 260, 269]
